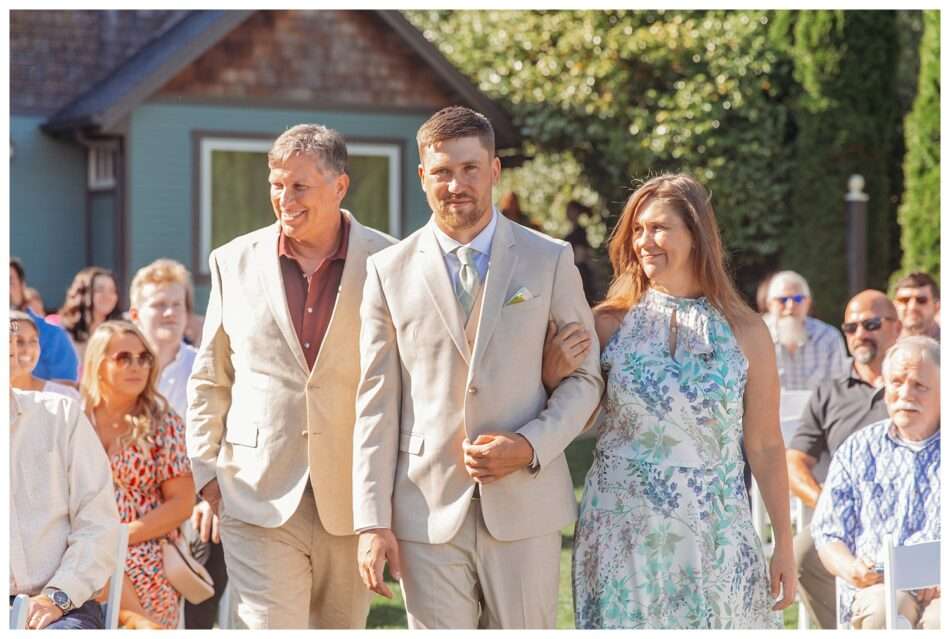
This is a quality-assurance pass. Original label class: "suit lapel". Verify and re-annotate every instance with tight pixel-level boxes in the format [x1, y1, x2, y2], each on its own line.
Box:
[254, 223, 309, 375]
[310, 212, 364, 378]
[470, 216, 518, 378]
[418, 225, 471, 363]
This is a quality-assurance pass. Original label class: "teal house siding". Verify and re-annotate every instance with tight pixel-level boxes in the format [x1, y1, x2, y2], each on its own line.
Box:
[128, 101, 431, 310]
[10, 115, 88, 308]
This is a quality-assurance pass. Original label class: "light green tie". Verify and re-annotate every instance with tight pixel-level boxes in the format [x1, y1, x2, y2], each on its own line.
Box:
[455, 246, 481, 318]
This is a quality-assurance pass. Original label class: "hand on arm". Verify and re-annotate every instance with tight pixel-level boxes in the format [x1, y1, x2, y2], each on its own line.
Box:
[541, 320, 592, 392]
[462, 433, 535, 484]
[357, 529, 402, 599]
[817, 541, 883, 588]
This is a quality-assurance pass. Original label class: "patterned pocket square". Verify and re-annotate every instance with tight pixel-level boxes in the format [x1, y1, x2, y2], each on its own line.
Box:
[504, 286, 535, 306]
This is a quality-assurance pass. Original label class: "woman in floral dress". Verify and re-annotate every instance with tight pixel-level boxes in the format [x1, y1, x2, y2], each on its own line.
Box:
[81, 320, 195, 628]
[565, 174, 795, 628]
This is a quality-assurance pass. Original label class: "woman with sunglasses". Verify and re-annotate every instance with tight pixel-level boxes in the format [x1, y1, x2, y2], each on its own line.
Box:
[80, 320, 195, 628]
[560, 174, 794, 628]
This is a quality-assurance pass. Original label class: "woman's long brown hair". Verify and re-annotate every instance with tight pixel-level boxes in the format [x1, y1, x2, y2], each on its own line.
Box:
[597, 173, 754, 328]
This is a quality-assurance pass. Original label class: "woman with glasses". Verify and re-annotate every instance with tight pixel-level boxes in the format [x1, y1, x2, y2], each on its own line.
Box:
[555, 174, 794, 628]
[80, 320, 195, 628]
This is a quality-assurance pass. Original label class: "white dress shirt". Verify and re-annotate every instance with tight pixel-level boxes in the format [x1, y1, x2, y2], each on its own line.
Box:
[159, 342, 197, 420]
[429, 208, 497, 297]
[42, 380, 80, 401]
[9, 389, 121, 606]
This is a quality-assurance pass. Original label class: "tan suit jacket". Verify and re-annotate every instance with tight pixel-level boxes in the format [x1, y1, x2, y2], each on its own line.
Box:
[187, 211, 395, 532]
[353, 214, 603, 544]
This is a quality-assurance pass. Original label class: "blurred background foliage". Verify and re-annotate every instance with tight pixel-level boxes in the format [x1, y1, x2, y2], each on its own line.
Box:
[408, 9, 938, 320]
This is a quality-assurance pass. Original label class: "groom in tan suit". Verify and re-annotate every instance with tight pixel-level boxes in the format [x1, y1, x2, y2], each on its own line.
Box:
[186, 124, 395, 628]
[353, 107, 603, 628]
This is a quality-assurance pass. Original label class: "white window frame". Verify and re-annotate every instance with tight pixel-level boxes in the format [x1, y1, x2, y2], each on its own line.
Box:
[88, 142, 118, 191]
[198, 136, 401, 274]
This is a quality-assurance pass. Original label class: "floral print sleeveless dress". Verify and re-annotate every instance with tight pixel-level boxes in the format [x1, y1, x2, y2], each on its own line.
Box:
[572, 289, 780, 629]
[109, 411, 191, 629]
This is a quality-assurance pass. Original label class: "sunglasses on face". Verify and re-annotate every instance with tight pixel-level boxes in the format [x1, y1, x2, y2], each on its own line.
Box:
[110, 350, 155, 369]
[775, 294, 806, 305]
[895, 295, 931, 306]
[841, 317, 896, 335]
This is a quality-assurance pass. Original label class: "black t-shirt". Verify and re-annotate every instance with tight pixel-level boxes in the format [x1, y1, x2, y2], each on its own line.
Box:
[788, 370, 888, 482]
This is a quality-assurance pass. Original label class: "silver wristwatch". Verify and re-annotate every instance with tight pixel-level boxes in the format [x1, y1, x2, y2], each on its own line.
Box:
[43, 587, 75, 613]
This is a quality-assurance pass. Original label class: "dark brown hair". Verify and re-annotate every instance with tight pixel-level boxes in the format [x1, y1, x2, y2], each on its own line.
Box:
[417, 106, 495, 157]
[597, 173, 754, 328]
[59, 266, 121, 343]
[894, 271, 940, 300]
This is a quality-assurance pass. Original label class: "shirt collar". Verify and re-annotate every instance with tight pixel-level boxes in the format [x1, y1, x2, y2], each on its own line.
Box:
[884, 420, 941, 451]
[277, 212, 350, 265]
[430, 208, 498, 259]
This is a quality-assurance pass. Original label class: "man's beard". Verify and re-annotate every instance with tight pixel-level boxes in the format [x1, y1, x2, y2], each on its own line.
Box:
[851, 340, 878, 365]
[436, 200, 486, 232]
[776, 315, 806, 349]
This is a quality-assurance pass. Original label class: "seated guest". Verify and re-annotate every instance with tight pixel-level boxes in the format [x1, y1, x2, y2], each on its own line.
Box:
[10, 258, 79, 381]
[80, 320, 195, 629]
[785, 290, 900, 628]
[10, 311, 80, 400]
[59, 266, 122, 364]
[128, 258, 228, 629]
[764, 270, 849, 390]
[812, 336, 940, 629]
[10, 323, 121, 630]
[893, 272, 940, 341]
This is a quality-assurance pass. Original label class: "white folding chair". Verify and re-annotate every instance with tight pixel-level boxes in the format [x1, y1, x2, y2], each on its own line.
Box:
[102, 523, 130, 629]
[883, 535, 940, 630]
[834, 576, 849, 629]
[9, 594, 30, 629]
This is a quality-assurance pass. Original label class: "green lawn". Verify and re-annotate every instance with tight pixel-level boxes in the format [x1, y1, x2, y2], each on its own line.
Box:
[367, 435, 799, 629]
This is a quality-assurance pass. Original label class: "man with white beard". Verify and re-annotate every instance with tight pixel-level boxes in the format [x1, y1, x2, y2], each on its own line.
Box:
[812, 336, 941, 629]
[785, 290, 901, 628]
[764, 271, 849, 391]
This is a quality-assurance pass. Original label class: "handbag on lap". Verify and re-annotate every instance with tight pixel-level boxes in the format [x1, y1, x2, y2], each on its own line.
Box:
[161, 532, 214, 604]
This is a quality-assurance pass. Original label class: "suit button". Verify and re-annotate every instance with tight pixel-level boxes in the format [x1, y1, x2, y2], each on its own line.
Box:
[301, 430, 308, 437]
[468, 386, 478, 395]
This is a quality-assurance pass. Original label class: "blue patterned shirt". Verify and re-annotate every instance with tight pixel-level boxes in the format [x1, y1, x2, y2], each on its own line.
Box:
[811, 419, 940, 620]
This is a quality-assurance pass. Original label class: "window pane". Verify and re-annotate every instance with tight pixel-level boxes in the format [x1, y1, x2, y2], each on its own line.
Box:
[344, 155, 390, 233]
[211, 150, 271, 250]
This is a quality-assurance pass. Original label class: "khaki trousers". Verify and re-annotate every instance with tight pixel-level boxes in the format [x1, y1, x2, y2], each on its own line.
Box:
[793, 526, 837, 628]
[219, 487, 372, 629]
[399, 499, 561, 629]
[851, 584, 941, 629]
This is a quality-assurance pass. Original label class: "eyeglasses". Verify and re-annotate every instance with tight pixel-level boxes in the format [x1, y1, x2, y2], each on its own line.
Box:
[110, 351, 155, 369]
[895, 295, 931, 306]
[775, 294, 806, 305]
[841, 317, 897, 335]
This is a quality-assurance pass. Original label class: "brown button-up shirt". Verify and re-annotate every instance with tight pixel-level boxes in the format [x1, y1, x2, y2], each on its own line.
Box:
[277, 216, 350, 370]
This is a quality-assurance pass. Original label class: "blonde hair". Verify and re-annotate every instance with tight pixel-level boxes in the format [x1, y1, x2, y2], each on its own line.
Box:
[130, 258, 195, 312]
[80, 320, 169, 451]
[597, 173, 754, 328]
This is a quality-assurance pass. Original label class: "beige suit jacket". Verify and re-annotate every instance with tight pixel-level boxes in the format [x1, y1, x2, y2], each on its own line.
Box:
[186, 211, 395, 532]
[353, 214, 603, 544]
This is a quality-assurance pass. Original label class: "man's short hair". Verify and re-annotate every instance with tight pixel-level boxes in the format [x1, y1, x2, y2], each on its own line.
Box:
[882, 335, 940, 377]
[894, 271, 940, 300]
[130, 259, 195, 311]
[268, 124, 348, 175]
[10, 257, 25, 282]
[766, 270, 812, 301]
[417, 106, 495, 157]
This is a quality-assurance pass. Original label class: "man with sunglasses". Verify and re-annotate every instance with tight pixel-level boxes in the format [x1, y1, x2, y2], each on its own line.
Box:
[764, 271, 849, 392]
[785, 290, 901, 628]
[892, 272, 940, 341]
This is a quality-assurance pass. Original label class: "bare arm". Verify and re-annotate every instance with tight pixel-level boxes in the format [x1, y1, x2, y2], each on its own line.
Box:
[736, 314, 795, 610]
[786, 448, 821, 509]
[127, 474, 196, 545]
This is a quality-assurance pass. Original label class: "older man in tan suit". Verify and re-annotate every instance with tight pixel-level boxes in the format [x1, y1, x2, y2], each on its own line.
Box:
[353, 107, 603, 629]
[186, 124, 395, 629]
